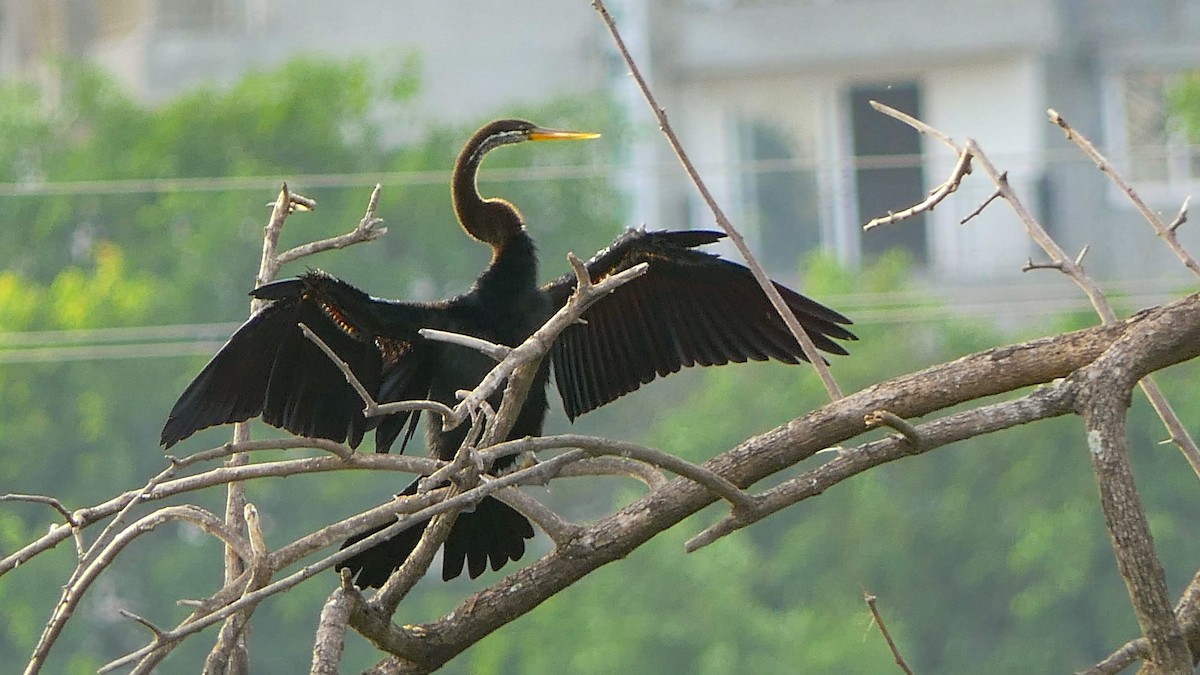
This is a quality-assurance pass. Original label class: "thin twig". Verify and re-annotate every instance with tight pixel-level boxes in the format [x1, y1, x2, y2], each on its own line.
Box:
[0, 494, 84, 556]
[1, 493, 75, 523]
[552, 456, 668, 489]
[490, 485, 582, 546]
[864, 146, 972, 230]
[960, 186, 1002, 224]
[1168, 196, 1190, 234]
[418, 328, 511, 361]
[593, 0, 843, 401]
[478, 433, 754, 512]
[118, 610, 167, 639]
[1047, 109, 1200, 277]
[277, 184, 387, 266]
[869, 101, 960, 152]
[298, 322, 456, 422]
[864, 410, 923, 449]
[864, 591, 915, 675]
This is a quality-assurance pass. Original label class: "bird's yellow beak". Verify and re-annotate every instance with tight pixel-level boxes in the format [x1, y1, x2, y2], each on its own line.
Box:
[528, 127, 601, 142]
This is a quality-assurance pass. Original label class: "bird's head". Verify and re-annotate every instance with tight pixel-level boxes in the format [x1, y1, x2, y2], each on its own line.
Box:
[454, 119, 600, 249]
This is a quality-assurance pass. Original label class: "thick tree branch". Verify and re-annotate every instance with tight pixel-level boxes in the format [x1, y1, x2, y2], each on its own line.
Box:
[25, 505, 247, 675]
[311, 572, 360, 675]
[353, 291, 1200, 672]
[964, 138, 1200, 481]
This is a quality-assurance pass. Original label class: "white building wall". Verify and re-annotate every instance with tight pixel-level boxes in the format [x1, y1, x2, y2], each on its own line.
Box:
[923, 56, 1046, 278]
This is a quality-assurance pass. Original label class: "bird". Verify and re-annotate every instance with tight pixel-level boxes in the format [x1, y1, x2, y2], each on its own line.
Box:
[160, 118, 856, 587]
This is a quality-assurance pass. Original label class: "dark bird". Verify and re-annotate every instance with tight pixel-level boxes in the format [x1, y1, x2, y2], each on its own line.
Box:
[160, 118, 856, 587]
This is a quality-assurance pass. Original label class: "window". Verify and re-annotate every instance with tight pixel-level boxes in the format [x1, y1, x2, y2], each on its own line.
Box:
[1108, 69, 1200, 190]
[155, 0, 246, 33]
[848, 82, 927, 265]
[735, 118, 821, 274]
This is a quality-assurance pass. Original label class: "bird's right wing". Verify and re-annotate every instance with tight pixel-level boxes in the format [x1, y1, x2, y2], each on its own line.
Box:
[541, 229, 856, 420]
[160, 271, 438, 452]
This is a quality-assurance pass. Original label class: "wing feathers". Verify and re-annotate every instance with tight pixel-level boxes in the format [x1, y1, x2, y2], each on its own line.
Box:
[161, 271, 429, 450]
[546, 229, 855, 420]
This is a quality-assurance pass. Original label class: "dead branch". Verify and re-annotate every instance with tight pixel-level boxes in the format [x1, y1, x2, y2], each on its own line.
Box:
[25, 505, 248, 675]
[350, 291, 1200, 672]
[477, 433, 753, 511]
[311, 572, 359, 675]
[277, 183, 387, 266]
[864, 591, 914, 675]
[1047, 109, 1200, 277]
[1, 449, 441, 578]
[871, 102, 1200, 482]
[592, 0, 843, 401]
[864, 145, 972, 230]
[201, 504, 274, 675]
[964, 138, 1200, 481]
[418, 328, 511, 361]
[687, 379, 1073, 552]
[297, 322, 455, 422]
[212, 183, 314, 671]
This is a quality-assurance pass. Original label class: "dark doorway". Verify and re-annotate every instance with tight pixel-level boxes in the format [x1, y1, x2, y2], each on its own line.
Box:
[850, 83, 927, 264]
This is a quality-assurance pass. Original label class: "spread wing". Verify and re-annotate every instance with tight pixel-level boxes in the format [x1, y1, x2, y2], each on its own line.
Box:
[542, 229, 856, 420]
[160, 270, 438, 453]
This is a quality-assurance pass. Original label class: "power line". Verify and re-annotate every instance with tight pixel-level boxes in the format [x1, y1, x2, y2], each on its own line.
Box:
[0, 146, 1181, 198]
[0, 283, 1186, 365]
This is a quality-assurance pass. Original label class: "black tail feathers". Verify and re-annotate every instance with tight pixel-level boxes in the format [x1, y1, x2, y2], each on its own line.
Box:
[337, 481, 535, 587]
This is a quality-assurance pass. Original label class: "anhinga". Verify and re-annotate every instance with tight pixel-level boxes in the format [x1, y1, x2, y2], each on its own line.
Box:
[160, 119, 855, 587]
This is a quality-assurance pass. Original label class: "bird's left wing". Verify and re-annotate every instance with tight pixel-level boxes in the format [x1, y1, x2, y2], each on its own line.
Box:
[542, 229, 856, 420]
[160, 270, 438, 452]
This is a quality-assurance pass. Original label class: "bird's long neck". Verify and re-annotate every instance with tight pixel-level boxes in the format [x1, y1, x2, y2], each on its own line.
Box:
[451, 143, 487, 234]
[452, 133, 524, 252]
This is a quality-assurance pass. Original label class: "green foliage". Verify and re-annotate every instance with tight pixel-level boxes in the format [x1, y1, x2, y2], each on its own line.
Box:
[0, 56, 622, 673]
[1, 56, 1196, 674]
[1168, 70, 1200, 141]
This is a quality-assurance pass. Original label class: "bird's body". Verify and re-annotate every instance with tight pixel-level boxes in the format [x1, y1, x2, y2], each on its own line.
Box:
[161, 119, 856, 587]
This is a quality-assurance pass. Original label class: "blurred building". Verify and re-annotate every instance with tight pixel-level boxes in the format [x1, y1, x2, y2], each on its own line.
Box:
[2, 0, 1199, 291]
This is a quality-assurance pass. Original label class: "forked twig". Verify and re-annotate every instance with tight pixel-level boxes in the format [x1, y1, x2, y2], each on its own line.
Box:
[277, 184, 387, 265]
[1047, 109, 1200, 276]
[864, 145, 972, 230]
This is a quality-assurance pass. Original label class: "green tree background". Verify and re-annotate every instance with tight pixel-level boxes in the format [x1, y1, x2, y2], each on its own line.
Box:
[0, 58, 1196, 673]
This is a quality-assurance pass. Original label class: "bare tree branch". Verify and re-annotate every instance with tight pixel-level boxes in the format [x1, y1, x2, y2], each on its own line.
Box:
[25, 505, 248, 675]
[864, 145, 972, 230]
[311, 571, 360, 675]
[1047, 109, 1200, 277]
[201, 504, 274, 675]
[350, 292, 1200, 672]
[963, 139, 1200, 481]
[864, 591, 914, 675]
[591, 0, 844, 401]
[277, 183, 387, 266]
